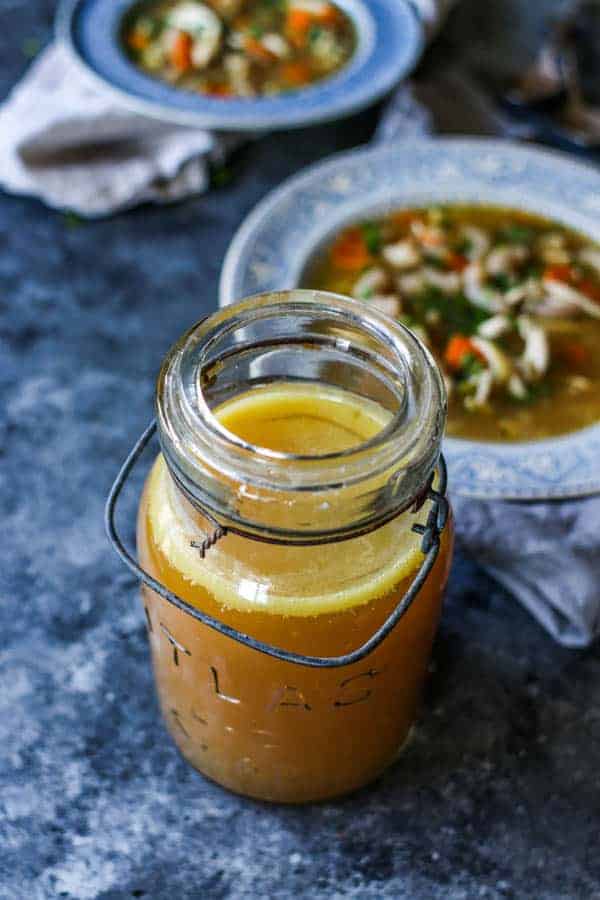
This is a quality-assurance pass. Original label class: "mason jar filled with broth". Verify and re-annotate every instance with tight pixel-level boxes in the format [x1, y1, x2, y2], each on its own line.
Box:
[116, 290, 453, 803]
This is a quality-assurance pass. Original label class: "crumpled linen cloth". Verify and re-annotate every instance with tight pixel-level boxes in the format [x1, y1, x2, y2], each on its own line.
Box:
[376, 70, 600, 649]
[0, 44, 240, 217]
[0, 0, 453, 217]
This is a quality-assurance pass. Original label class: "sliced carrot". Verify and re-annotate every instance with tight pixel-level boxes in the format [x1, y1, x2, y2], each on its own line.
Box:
[170, 31, 193, 72]
[447, 252, 469, 272]
[280, 60, 312, 86]
[577, 278, 600, 303]
[543, 264, 575, 283]
[127, 29, 150, 51]
[315, 3, 342, 25]
[244, 36, 277, 62]
[444, 335, 484, 372]
[286, 9, 313, 46]
[560, 341, 589, 368]
[544, 265, 600, 302]
[205, 83, 233, 97]
[330, 228, 371, 271]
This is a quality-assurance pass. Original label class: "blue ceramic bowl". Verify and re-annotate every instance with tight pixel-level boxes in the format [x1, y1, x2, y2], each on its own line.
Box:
[57, 0, 423, 131]
[219, 138, 600, 500]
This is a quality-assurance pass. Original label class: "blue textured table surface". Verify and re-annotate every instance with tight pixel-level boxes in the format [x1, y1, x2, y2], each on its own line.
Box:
[1, 2, 599, 898]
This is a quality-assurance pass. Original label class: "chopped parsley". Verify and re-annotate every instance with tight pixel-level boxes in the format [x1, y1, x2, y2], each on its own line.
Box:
[361, 222, 382, 254]
[459, 353, 485, 379]
[410, 287, 489, 338]
[497, 224, 533, 244]
[423, 253, 447, 271]
[454, 237, 473, 256]
[489, 272, 513, 292]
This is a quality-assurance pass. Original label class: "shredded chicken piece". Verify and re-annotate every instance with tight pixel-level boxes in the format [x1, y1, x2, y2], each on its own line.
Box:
[223, 53, 255, 96]
[579, 246, 600, 274]
[462, 263, 504, 313]
[477, 314, 512, 339]
[352, 267, 389, 300]
[538, 277, 600, 319]
[368, 295, 402, 317]
[517, 316, 549, 379]
[260, 33, 290, 59]
[470, 337, 512, 383]
[381, 239, 420, 270]
[410, 220, 446, 248]
[167, 3, 222, 68]
[506, 278, 543, 307]
[395, 272, 425, 295]
[465, 369, 494, 410]
[566, 375, 592, 394]
[460, 225, 489, 260]
[485, 244, 529, 275]
[508, 372, 528, 400]
[423, 267, 461, 293]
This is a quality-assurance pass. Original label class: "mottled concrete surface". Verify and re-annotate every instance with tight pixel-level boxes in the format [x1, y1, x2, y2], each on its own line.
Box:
[1, 1, 599, 899]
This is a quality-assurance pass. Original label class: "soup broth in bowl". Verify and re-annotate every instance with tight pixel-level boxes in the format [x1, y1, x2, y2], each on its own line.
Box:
[123, 0, 356, 97]
[305, 206, 600, 443]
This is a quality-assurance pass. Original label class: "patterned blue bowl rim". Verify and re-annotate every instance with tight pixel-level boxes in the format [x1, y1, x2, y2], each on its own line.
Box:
[219, 137, 600, 500]
[56, 0, 423, 130]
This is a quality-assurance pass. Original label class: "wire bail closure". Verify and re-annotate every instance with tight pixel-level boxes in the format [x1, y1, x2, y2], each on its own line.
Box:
[105, 420, 449, 669]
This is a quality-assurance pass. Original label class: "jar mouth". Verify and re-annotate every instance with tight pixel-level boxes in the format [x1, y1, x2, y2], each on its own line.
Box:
[156, 290, 446, 541]
[193, 302, 410, 466]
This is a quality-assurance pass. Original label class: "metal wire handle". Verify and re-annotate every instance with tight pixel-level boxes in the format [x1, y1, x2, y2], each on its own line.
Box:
[105, 419, 449, 669]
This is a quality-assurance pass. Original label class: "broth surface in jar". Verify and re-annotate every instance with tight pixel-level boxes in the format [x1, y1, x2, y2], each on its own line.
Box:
[135, 293, 452, 803]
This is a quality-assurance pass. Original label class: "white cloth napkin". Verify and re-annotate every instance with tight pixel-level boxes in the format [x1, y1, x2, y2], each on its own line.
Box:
[0, 44, 239, 217]
[377, 70, 600, 649]
[0, 1, 454, 217]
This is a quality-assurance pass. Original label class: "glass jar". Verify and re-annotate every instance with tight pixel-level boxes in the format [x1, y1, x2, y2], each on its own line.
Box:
[111, 290, 453, 803]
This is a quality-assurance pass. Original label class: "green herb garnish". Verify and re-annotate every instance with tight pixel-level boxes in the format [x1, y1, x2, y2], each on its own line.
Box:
[454, 237, 473, 256]
[497, 225, 534, 244]
[490, 273, 512, 292]
[459, 353, 485, 379]
[410, 287, 489, 338]
[361, 222, 382, 254]
[423, 254, 447, 271]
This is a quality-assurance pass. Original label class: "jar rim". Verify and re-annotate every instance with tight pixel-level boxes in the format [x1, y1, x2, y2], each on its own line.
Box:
[156, 291, 446, 542]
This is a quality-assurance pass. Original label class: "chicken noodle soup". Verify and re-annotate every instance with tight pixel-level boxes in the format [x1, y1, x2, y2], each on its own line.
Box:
[123, 0, 356, 97]
[305, 206, 600, 442]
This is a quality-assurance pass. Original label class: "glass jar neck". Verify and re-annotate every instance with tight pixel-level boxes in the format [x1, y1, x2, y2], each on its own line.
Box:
[156, 291, 446, 544]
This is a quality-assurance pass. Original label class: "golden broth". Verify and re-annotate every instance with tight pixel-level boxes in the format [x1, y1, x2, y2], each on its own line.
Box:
[137, 383, 453, 802]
